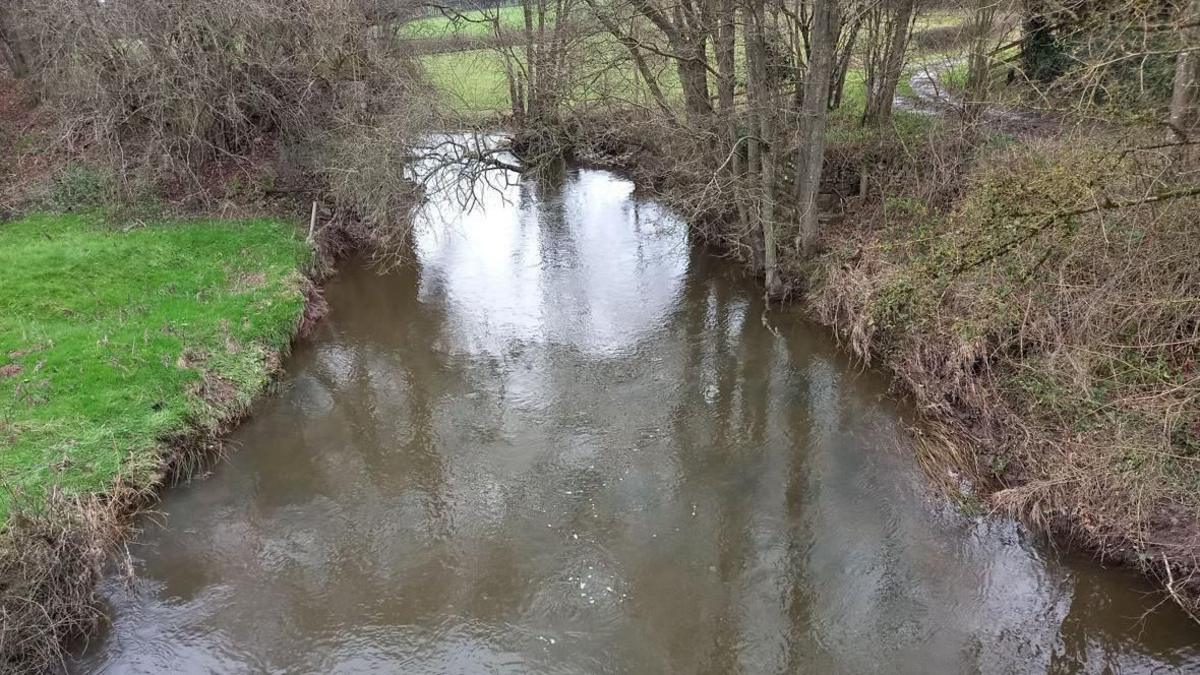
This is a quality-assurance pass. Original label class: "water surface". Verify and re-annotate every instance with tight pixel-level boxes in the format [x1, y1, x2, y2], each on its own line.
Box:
[76, 165, 1200, 673]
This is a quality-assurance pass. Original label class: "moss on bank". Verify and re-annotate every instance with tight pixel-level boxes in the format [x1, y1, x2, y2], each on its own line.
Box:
[0, 212, 312, 670]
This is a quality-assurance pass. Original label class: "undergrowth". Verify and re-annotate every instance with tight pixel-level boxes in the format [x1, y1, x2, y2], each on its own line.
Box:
[809, 129, 1200, 608]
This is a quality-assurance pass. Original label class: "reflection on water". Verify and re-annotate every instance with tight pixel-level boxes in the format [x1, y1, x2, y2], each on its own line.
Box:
[75, 165, 1200, 674]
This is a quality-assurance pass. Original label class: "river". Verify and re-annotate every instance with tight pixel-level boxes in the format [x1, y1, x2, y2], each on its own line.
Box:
[73, 162, 1200, 673]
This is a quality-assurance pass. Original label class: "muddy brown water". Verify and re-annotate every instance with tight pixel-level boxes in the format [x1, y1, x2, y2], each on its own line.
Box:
[74, 165, 1200, 673]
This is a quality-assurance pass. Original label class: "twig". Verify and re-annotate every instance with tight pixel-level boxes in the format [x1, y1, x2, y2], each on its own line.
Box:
[307, 201, 318, 245]
[950, 186, 1200, 276]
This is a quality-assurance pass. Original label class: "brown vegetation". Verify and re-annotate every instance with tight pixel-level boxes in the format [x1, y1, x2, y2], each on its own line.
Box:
[0, 494, 117, 674]
[509, 0, 1200, 619]
[807, 131, 1199, 603]
[1, 0, 1199, 666]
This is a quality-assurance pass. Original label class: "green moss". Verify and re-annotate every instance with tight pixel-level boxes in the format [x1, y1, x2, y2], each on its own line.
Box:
[0, 213, 310, 521]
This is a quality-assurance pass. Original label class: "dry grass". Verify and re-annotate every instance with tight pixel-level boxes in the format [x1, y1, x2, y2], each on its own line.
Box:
[808, 127, 1200, 612]
[0, 492, 118, 674]
[1, 414, 260, 672]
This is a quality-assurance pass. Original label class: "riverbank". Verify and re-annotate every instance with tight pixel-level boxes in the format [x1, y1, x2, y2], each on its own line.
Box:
[558, 109, 1200, 617]
[809, 128, 1198, 575]
[71, 165, 1200, 672]
[0, 212, 317, 671]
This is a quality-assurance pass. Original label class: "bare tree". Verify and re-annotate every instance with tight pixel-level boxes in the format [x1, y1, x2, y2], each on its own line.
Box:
[862, 0, 918, 125]
[1170, 0, 1200, 141]
[626, 0, 714, 119]
[746, 0, 783, 293]
[829, 7, 865, 109]
[0, 5, 33, 78]
[794, 0, 840, 254]
[962, 0, 1001, 123]
[582, 0, 677, 119]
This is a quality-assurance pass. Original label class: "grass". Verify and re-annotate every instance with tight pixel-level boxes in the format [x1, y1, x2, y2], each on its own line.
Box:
[403, 5, 531, 40]
[415, 7, 962, 138]
[419, 39, 943, 139]
[939, 42, 1021, 94]
[420, 33, 669, 115]
[0, 213, 310, 522]
[423, 49, 517, 113]
[827, 68, 944, 142]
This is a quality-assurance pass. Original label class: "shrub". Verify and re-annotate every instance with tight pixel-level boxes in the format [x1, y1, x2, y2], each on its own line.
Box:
[7, 0, 424, 171]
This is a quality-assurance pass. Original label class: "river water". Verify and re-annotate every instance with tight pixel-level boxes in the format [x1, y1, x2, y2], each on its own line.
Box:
[74, 163, 1200, 673]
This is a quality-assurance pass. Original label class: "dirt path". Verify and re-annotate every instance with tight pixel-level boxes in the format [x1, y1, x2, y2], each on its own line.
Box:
[896, 56, 1058, 136]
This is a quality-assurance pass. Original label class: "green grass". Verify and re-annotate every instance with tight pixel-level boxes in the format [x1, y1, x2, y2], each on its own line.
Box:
[417, 8, 965, 130]
[423, 41, 943, 141]
[939, 41, 1021, 94]
[424, 49, 516, 113]
[824, 67, 944, 142]
[404, 5, 531, 40]
[422, 34, 671, 114]
[0, 214, 310, 521]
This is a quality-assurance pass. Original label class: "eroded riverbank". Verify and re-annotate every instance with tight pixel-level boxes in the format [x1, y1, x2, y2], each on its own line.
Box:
[74, 166, 1200, 673]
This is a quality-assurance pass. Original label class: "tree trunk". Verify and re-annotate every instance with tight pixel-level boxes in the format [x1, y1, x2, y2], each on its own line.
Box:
[679, 40, 714, 119]
[716, 0, 737, 131]
[829, 14, 862, 109]
[862, 0, 915, 125]
[716, 0, 751, 237]
[1169, 0, 1200, 141]
[1020, 0, 1061, 83]
[745, 6, 762, 176]
[0, 7, 33, 78]
[963, 0, 997, 123]
[794, 0, 840, 256]
[630, 0, 713, 121]
[521, 0, 538, 119]
[748, 2, 781, 295]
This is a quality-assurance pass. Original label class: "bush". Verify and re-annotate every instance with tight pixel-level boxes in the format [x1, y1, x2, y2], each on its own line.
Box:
[812, 130, 1200, 608]
[44, 165, 111, 212]
[8, 0, 424, 171]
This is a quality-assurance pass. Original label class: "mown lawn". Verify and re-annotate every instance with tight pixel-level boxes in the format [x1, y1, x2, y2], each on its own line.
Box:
[0, 214, 310, 521]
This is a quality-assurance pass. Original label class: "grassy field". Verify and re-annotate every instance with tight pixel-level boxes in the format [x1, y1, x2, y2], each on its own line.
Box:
[423, 49, 516, 113]
[0, 214, 310, 521]
[413, 8, 963, 134]
[420, 39, 942, 139]
[404, 5, 530, 40]
[405, 5, 963, 41]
